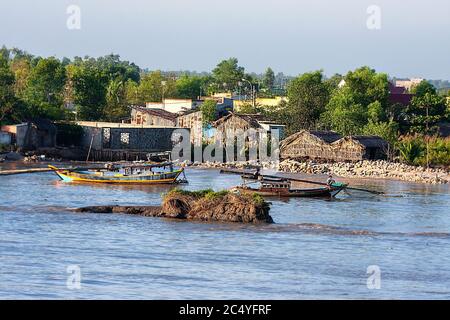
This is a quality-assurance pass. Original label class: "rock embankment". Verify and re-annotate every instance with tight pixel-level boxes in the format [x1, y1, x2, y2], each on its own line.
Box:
[279, 159, 449, 184]
[175, 159, 449, 184]
[75, 190, 273, 224]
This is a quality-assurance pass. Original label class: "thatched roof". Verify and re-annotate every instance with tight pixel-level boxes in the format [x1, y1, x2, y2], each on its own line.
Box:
[342, 135, 388, 148]
[281, 130, 341, 147]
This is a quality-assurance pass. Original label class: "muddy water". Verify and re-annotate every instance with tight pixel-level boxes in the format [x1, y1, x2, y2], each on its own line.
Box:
[1, 164, 449, 299]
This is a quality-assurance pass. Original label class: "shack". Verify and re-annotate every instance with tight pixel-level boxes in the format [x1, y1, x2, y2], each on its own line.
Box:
[331, 135, 388, 161]
[213, 113, 285, 146]
[176, 110, 203, 145]
[130, 106, 177, 126]
[280, 130, 388, 161]
[280, 130, 342, 160]
[1, 119, 56, 150]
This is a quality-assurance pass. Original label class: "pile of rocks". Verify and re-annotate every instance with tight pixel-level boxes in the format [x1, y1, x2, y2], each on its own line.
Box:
[278, 159, 449, 184]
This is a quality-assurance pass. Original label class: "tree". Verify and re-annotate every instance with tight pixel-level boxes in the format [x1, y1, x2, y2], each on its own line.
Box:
[320, 66, 390, 135]
[407, 92, 446, 134]
[68, 63, 107, 121]
[200, 100, 217, 126]
[138, 71, 176, 103]
[263, 67, 275, 92]
[212, 58, 245, 92]
[23, 57, 66, 119]
[280, 71, 330, 135]
[175, 74, 203, 99]
[0, 56, 17, 123]
[104, 78, 126, 121]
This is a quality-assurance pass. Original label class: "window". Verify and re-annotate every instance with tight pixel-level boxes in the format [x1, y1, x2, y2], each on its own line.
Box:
[103, 128, 111, 148]
[120, 132, 130, 145]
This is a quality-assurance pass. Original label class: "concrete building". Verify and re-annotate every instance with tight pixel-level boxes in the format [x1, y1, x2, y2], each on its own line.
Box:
[76, 121, 185, 161]
[146, 98, 203, 113]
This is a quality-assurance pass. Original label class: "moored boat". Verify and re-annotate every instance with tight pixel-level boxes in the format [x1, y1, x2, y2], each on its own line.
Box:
[48, 162, 186, 185]
[231, 176, 347, 198]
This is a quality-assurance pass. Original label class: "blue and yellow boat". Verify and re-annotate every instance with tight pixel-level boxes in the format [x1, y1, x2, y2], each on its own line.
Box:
[48, 162, 185, 185]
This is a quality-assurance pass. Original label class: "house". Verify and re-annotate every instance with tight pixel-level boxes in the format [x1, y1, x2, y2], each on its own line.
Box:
[1, 119, 56, 150]
[130, 106, 177, 126]
[280, 130, 388, 161]
[212, 113, 285, 146]
[76, 121, 185, 161]
[389, 83, 414, 106]
[146, 98, 203, 113]
[280, 130, 342, 160]
[395, 78, 423, 92]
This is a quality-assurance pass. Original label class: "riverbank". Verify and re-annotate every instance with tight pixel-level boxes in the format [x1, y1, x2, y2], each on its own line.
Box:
[183, 159, 450, 184]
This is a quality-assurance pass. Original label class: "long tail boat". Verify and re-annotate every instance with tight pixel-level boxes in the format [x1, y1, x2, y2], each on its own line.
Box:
[48, 162, 186, 185]
[231, 175, 347, 198]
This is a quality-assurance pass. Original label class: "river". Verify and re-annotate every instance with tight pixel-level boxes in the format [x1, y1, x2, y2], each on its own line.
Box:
[1, 164, 449, 299]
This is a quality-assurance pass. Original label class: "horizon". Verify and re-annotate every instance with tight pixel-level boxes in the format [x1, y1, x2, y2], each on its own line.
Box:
[1, 0, 449, 79]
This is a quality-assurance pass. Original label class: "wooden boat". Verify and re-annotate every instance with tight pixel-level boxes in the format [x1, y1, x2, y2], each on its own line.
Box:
[48, 162, 186, 185]
[232, 176, 347, 198]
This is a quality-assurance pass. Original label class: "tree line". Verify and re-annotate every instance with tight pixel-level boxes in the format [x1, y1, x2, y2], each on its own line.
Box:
[0, 47, 281, 124]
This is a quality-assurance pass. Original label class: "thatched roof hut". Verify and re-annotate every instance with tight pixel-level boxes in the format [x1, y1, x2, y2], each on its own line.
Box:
[331, 135, 388, 161]
[280, 130, 388, 162]
[280, 130, 342, 160]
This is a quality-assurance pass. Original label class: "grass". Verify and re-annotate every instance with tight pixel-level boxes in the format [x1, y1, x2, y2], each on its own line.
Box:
[165, 188, 229, 200]
[165, 188, 267, 206]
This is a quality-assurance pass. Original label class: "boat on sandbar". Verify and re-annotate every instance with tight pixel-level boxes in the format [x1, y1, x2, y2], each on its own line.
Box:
[48, 162, 186, 185]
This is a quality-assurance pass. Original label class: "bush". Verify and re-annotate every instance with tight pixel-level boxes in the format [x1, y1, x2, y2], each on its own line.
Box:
[397, 135, 450, 166]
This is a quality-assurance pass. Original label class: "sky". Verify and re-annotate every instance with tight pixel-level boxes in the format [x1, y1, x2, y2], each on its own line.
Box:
[0, 0, 449, 79]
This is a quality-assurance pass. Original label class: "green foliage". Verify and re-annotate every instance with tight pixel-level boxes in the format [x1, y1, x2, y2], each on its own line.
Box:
[397, 135, 450, 166]
[165, 188, 229, 199]
[321, 66, 390, 135]
[263, 67, 275, 92]
[200, 100, 217, 126]
[363, 120, 399, 146]
[280, 71, 330, 135]
[175, 74, 204, 99]
[212, 58, 245, 92]
[406, 92, 446, 134]
[23, 57, 66, 119]
[0, 55, 17, 123]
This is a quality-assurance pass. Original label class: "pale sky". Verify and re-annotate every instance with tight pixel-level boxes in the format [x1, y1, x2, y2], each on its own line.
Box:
[1, 0, 449, 79]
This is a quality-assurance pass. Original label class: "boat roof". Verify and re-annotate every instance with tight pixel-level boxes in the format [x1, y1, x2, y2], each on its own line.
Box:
[111, 162, 174, 169]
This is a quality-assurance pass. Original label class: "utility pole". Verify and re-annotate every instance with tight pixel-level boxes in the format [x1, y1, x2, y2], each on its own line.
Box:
[241, 78, 255, 109]
[161, 80, 166, 110]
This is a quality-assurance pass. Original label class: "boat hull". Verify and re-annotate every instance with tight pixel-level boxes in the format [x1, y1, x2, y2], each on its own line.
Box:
[51, 167, 183, 185]
[233, 185, 345, 198]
